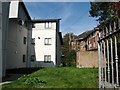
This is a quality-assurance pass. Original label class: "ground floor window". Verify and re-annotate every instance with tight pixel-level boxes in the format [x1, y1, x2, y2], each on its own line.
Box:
[31, 55, 35, 61]
[23, 54, 26, 63]
[44, 55, 51, 63]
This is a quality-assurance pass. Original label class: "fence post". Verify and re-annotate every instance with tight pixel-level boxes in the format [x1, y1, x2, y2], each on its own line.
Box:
[98, 31, 101, 88]
[110, 24, 114, 86]
[114, 21, 119, 86]
[103, 28, 106, 87]
[119, 18, 120, 29]
[103, 40, 106, 85]
[106, 27, 110, 83]
[101, 41, 104, 88]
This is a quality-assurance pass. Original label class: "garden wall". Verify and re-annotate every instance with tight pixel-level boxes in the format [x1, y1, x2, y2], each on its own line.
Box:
[76, 51, 98, 68]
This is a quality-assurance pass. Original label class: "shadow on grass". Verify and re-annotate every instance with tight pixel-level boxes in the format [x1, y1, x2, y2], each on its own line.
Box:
[2, 67, 44, 82]
[6, 67, 44, 74]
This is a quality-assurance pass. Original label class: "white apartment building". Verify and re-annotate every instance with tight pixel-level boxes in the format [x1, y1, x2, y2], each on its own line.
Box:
[6, 1, 32, 69]
[1, 0, 63, 75]
[31, 19, 63, 67]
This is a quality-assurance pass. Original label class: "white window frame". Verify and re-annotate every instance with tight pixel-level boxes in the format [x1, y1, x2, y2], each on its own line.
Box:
[45, 22, 52, 29]
[44, 55, 51, 63]
[44, 38, 52, 45]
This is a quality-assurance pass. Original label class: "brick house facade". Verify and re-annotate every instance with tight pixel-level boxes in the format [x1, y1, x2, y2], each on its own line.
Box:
[76, 28, 100, 68]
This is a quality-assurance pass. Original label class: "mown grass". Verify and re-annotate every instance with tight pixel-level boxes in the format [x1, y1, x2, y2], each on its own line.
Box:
[2, 67, 98, 88]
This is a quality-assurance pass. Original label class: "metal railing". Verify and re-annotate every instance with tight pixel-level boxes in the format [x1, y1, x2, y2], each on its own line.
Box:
[98, 18, 120, 88]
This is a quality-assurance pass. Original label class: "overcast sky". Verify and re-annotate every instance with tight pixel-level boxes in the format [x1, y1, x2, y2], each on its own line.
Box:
[23, 1, 99, 36]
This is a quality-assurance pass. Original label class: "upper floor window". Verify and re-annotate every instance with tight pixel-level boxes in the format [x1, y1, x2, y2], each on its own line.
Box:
[32, 23, 35, 28]
[24, 21, 27, 27]
[23, 37, 27, 44]
[31, 38, 35, 45]
[44, 38, 51, 45]
[45, 22, 52, 29]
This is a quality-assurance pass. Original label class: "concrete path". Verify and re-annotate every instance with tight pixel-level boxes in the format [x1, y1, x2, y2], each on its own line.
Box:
[0, 81, 11, 85]
[0, 74, 24, 85]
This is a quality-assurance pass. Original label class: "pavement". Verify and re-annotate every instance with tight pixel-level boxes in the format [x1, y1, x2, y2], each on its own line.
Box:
[0, 74, 24, 85]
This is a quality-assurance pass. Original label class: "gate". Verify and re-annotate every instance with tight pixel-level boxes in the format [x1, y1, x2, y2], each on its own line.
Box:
[98, 18, 120, 88]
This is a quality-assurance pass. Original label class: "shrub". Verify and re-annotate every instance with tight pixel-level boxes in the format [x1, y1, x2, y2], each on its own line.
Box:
[24, 77, 46, 85]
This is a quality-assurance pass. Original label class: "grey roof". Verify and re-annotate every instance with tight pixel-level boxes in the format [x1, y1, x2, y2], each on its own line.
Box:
[21, 2, 31, 20]
[32, 19, 61, 23]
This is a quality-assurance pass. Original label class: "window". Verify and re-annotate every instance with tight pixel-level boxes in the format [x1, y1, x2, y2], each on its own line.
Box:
[23, 37, 27, 44]
[31, 55, 35, 61]
[44, 38, 51, 45]
[24, 21, 27, 27]
[44, 55, 51, 63]
[45, 22, 52, 29]
[31, 38, 35, 45]
[32, 24, 35, 28]
[23, 55, 26, 62]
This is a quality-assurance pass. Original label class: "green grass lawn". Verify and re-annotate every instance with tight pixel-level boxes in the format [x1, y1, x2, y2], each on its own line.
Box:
[2, 67, 98, 88]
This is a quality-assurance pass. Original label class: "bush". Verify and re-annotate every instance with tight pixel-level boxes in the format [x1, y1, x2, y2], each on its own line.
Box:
[66, 50, 76, 67]
[24, 77, 46, 85]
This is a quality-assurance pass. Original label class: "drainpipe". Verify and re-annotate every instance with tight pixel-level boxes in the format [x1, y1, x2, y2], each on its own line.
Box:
[0, 1, 2, 82]
[26, 21, 32, 68]
[2, 2, 10, 78]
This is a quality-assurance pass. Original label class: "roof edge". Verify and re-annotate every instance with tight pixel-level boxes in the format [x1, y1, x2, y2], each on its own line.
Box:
[32, 19, 61, 23]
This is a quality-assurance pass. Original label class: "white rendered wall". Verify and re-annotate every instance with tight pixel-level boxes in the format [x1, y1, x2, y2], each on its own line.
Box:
[9, 1, 19, 18]
[31, 22, 56, 67]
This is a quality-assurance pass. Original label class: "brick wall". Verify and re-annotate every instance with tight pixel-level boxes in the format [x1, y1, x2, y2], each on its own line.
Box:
[87, 30, 99, 50]
[76, 51, 98, 68]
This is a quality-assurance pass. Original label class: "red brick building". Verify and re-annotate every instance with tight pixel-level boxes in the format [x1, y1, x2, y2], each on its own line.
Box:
[76, 28, 100, 68]
[70, 39, 80, 50]
[87, 28, 99, 50]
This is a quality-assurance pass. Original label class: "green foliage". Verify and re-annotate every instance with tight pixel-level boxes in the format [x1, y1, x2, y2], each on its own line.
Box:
[89, 2, 116, 22]
[24, 77, 46, 85]
[3, 67, 98, 88]
[62, 48, 76, 67]
[62, 33, 77, 67]
[66, 50, 76, 67]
